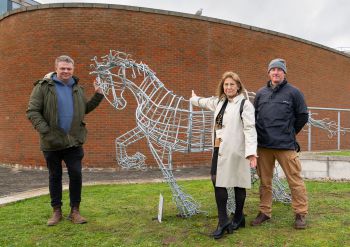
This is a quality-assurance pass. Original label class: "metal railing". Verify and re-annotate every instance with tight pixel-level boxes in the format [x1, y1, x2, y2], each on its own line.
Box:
[307, 106, 350, 151]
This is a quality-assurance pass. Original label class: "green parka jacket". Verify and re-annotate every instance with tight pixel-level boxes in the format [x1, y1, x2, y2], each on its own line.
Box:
[26, 73, 104, 151]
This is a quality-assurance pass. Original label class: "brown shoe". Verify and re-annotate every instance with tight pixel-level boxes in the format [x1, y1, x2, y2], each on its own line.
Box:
[294, 214, 306, 229]
[47, 206, 63, 226]
[250, 212, 270, 226]
[68, 206, 87, 224]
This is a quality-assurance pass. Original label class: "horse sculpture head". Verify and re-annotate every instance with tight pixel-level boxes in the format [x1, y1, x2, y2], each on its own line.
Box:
[90, 50, 134, 110]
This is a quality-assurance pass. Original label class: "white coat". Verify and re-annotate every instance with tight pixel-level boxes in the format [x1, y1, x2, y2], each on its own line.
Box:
[190, 94, 257, 188]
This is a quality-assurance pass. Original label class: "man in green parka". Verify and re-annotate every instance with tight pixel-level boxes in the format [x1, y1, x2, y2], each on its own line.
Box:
[27, 55, 104, 226]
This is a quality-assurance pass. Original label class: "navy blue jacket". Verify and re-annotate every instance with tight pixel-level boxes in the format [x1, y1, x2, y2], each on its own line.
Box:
[254, 80, 308, 150]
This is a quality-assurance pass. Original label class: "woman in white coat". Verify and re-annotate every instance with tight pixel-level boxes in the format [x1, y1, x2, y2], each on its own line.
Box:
[191, 71, 257, 239]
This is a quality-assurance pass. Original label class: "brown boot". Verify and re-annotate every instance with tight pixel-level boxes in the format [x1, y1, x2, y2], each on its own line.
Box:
[294, 214, 306, 229]
[67, 205, 87, 224]
[47, 206, 63, 226]
[250, 212, 270, 226]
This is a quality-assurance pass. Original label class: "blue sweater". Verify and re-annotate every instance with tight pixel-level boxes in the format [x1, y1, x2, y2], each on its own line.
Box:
[53, 75, 75, 134]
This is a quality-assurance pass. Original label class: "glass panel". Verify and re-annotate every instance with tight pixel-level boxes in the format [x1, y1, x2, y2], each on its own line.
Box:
[11, 1, 22, 9]
[25, 0, 40, 5]
[0, 0, 9, 15]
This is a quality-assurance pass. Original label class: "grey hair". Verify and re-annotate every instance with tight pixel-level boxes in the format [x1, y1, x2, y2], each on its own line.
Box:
[55, 55, 74, 67]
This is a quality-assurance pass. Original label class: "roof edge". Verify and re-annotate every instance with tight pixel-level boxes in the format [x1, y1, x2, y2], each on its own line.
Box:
[1, 2, 349, 58]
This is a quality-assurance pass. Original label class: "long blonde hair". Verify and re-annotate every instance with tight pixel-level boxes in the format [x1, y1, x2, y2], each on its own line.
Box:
[216, 71, 246, 100]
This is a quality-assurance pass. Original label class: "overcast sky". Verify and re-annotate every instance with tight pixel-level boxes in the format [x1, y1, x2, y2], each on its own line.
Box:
[38, 0, 350, 50]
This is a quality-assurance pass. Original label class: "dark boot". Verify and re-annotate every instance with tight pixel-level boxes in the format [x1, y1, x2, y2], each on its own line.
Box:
[68, 205, 87, 224]
[212, 220, 233, 239]
[250, 212, 270, 226]
[47, 206, 63, 226]
[294, 214, 306, 229]
[232, 215, 245, 230]
[232, 187, 246, 231]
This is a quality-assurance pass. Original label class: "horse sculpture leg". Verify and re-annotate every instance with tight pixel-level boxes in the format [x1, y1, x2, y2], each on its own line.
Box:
[226, 166, 291, 215]
[272, 165, 291, 203]
[147, 139, 202, 217]
[115, 127, 147, 170]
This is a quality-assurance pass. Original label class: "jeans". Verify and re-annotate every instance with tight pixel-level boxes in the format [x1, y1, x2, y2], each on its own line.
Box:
[43, 146, 84, 208]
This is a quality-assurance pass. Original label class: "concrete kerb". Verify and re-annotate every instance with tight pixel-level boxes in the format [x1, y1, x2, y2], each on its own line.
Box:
[0, 176, 209, 206]
[1, 152, 350, 206]
[0, 172, 209, 206]
[2, 173, 347, 207]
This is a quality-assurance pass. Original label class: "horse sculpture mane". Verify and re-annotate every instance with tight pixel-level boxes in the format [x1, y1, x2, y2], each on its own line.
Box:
[90, 50, 347, 217]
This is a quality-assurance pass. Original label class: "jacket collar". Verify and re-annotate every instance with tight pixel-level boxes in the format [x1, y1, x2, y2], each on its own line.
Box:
[220, 93, 244, 104]
[33, 73, 80, 87]
[214, 94, 245, 119]
[267, 79, 288, 91]
[43, 72, 79, 85]
[232, 93, 244, 104]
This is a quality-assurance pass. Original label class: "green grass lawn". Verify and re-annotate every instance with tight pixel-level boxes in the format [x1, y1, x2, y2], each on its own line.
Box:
[0, 180, 349, 246]
[318, 150, 350, 156]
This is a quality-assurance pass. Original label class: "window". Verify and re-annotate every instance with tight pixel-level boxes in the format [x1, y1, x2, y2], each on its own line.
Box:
[11, 1, 22, 10]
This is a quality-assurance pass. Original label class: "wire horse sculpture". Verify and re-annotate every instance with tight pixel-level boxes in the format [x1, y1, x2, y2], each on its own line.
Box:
[90, 50, 349, 217]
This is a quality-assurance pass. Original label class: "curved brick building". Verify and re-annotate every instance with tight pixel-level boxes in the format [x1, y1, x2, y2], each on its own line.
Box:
[1, 4, 350, 168]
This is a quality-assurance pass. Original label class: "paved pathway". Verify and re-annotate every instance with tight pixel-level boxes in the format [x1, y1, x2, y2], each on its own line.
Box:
[0, 164, 210, 205]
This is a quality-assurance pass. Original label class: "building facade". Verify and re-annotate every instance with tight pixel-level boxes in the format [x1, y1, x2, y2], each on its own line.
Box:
[1, 4, 350, 168]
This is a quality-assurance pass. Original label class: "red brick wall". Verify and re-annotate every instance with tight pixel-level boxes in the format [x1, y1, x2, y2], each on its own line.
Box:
[1, 5, 350, 168]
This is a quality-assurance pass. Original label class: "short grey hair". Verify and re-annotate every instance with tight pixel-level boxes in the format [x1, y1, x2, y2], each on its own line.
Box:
[55, 55, 74, 67]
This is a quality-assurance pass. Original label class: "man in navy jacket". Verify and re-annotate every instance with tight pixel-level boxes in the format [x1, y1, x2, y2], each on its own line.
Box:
[251, 58, 309, 229]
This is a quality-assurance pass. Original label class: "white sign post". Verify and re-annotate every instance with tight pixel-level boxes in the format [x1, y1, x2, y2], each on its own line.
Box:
[158, 193, 164, 223]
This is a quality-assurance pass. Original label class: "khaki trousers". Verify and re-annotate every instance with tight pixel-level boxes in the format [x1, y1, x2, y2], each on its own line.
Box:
[256, 147, 308, 217]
